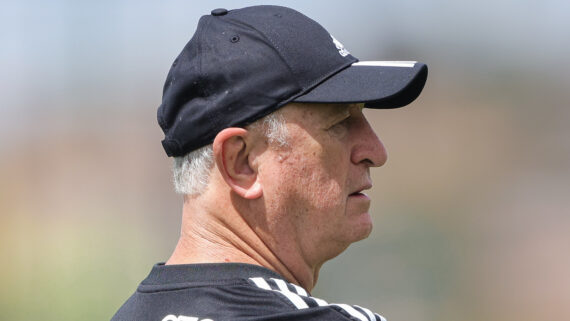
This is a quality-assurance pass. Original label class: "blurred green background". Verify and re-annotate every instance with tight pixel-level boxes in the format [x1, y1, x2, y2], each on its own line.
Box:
[1, 1, 569, 320]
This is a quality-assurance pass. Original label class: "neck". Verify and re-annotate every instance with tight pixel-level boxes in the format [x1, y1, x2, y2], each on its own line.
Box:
[166, 192, 319, 291]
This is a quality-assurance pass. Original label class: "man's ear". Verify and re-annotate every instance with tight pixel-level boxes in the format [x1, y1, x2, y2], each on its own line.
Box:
[212, 128, 262, 199]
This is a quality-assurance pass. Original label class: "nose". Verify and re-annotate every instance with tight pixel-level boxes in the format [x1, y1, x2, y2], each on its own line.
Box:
[350, 114, 387, 167]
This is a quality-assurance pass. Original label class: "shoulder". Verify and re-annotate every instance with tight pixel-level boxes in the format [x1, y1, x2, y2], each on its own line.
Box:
[111, 263, 388, 321]
[247, 277, 387, 321]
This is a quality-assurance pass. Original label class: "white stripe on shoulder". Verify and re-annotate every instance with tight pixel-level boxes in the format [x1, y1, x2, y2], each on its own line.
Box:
[311, 296, 328, 307]
[355, 305, 376, 321]
[375, 312, 387, 321]
[270, 278, 309, 297]
[272, 278, 291, 293]
[332, 303, 369, 321]
[276, 289, 309, 309]
[250, 277, 308, 309]
[291, 283, 308, 296]
[352, 61, 417, 68]
[249, 277, 385, 320]
[250, 277, 272, 290]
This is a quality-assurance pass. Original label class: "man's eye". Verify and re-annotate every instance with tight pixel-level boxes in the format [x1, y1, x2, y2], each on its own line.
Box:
[335, 116, 351, 127]
[328, 117, 350, 136]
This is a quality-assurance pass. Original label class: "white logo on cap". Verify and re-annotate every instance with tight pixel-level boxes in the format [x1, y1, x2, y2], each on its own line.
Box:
[331, 35, 350, 57]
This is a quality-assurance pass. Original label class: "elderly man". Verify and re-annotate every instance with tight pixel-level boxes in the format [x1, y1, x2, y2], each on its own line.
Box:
[111, 5, 427, 321]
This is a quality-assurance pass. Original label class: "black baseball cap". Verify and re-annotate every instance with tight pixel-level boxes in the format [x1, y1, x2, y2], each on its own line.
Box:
[158, 5, 428, 157]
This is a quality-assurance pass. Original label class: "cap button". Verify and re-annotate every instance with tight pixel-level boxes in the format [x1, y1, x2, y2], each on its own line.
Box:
[211, 8, 228, 16]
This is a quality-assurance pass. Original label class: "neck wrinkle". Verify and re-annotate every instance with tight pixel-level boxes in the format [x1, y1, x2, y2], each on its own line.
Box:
[166, 201, 316, 292]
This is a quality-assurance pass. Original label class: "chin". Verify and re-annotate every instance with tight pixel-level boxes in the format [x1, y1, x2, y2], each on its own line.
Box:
[321, 218, 373, 263]
[347, 211, 374, 242]
[355, 217, 374, 241]
[344, 199, 373, 237]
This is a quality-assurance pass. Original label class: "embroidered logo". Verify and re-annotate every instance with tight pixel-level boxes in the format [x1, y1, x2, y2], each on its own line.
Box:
[331, 35, 350, 57]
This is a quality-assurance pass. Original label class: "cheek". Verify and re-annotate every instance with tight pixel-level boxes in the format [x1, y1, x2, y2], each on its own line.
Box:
[268, 136, 351, 214]
[306, 171, 345, 209]
[288, 157, 348, 214]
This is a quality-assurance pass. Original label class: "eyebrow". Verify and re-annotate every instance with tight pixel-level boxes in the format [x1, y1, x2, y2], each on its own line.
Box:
[329, 103, 363, 119]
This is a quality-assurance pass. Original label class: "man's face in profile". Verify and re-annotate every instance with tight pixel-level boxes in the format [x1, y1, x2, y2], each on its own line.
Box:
[257, 103, 387, 266]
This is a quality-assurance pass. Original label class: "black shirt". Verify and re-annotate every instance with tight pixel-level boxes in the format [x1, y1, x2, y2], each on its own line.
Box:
[111, 263, 386, 321]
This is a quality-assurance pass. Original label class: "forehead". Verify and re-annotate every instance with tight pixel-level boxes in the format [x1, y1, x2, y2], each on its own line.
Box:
[282, 102, 363, 124]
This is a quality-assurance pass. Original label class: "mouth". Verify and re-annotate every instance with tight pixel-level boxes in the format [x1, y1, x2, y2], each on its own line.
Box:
[349, 184, 372, 197]
[349, 192, 369, 201]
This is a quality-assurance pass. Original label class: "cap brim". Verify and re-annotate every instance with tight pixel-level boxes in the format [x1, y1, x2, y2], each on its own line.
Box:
[293, 61, 428, 109]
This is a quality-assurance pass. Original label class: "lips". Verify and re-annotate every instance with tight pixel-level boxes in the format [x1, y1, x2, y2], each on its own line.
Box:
[349, 183, 372, 196]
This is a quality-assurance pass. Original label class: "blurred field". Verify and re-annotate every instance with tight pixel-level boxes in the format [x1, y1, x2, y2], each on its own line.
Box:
[1, 1, 569, 320]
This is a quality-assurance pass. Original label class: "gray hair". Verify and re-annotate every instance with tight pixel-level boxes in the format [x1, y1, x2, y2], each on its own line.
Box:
[172, 111, 288, 195]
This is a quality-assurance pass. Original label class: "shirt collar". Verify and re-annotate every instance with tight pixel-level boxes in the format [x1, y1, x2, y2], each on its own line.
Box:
[141, 262, 285, 286]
